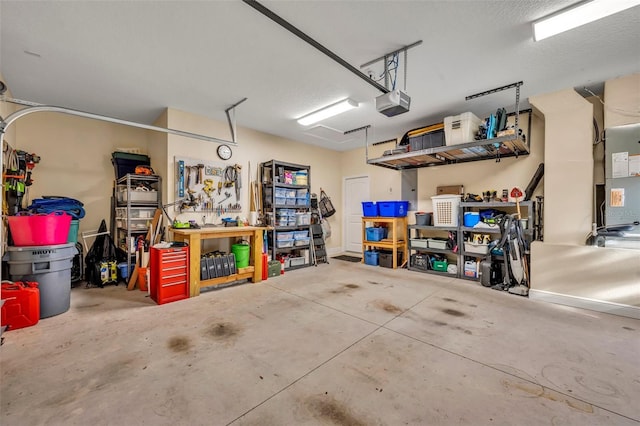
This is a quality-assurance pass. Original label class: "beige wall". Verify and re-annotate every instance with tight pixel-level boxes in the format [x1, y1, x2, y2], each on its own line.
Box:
[529, 89, 594, 244]
[13, 112, 152, 235]
[162, 108, 344, 251]
[530, 79, 640, 310]
[604, 73, 640, 129]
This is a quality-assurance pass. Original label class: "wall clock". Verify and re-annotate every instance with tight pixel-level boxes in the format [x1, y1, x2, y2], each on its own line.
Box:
[217, 144, 232, 160]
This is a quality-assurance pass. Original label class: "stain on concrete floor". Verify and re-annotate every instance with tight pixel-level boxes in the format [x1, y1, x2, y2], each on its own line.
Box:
[206, 322, 242, 341]
[168, 336, 191, 352]
[441, 308, 466, 317]
[306, 395, 367, 426]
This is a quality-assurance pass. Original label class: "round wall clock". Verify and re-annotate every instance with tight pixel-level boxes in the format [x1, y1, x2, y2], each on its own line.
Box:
[217, 144, 232, 160]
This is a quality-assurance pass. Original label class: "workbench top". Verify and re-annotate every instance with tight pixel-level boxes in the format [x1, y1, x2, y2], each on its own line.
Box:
[171, 226, 268, 235]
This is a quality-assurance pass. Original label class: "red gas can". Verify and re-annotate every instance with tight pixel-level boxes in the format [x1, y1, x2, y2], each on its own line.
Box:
[1, 281, 40, 330]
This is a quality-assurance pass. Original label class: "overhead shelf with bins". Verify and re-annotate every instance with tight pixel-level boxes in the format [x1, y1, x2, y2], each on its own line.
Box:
[366, 82, 531, 170]
[113, 173, 162, 275]
[260, 160, 312, 271]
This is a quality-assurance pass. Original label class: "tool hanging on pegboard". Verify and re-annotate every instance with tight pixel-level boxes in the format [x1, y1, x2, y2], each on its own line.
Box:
[174, 157, 243, 214]
[223, 164, 242, 201]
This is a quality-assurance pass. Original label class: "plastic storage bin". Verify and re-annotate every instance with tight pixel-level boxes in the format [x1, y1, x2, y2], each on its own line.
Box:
[111, 152, 151, 180]
[293, 230, 309, 240]
[378, 201, 409, 217]
[295, 212, 311, 226]
[117, 190, 158, 203]
[276, 239, 294, 248]
[7, 212, 72, 246]
[432, 260, 448, 272]
[116, 207, 156, 219]
[67, 220, 80, 243]
[289, 257, 306, 267]
[409, 129, 445, 151]
[410, 253, 430, 271]
[293, 171, 308, 185]
[415, 212, 432, 226]
[431, 195, 462, 227]
[464, 212, 480, 227]
[275, 196, 286, 205]
[464, 242, 489, 255]
[379, 251, 402, 268]
[410, 238, 429, 248]
[294, 237, 310, 247]
[275, 188, 287, 198]
[362, 202, 378, 217]
[444, 112, 483, 145]
[365, 227, 387, 242]
[364, 250, 379, 266]
[277, 231, 294, 240]
[427, 238, 448, 249]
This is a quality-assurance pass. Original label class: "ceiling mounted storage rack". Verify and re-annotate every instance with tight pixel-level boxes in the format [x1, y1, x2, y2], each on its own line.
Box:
[366, 82, 531, 170]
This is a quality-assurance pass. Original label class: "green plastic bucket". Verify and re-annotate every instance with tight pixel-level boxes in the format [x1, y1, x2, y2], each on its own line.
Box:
[231, 243, 250, 268]
[67, 220, 79, 243]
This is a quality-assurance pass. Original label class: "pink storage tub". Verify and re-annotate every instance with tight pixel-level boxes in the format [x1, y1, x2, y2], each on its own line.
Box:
[7, 212, 72, 246]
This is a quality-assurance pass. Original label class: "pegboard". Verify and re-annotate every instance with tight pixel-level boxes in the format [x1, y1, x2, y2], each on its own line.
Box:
[174, 156, 243, 215]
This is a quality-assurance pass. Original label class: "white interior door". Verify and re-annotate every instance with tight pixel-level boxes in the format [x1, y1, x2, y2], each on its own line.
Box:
[344, 176, 369, 253]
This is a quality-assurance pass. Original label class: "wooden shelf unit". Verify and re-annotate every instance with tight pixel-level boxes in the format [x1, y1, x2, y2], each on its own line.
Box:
[362, 216, 408, 269]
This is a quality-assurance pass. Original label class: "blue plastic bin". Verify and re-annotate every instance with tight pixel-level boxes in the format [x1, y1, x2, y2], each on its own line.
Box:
[362, 202, 378, 217]
[464, 212, 480, 227]
[366, 227, 387, 242]
[364, 250, 379, 266]
[378, 201, 409, 217]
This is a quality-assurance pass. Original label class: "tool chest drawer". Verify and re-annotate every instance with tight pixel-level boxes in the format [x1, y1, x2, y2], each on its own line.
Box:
[150, 246, 189, 305]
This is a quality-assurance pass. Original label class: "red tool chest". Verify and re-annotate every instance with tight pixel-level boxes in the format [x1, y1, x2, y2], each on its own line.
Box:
[1, 281, 40, 330]
[150, 246, 189, 305]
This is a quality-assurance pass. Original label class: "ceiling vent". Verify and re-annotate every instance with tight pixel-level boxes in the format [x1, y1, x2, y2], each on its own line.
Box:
[304, 125, 356, 144]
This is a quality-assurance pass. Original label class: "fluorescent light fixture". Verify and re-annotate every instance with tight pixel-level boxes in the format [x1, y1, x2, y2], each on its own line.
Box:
[297, 98, 358, 126]
[533, 0, 640, 41]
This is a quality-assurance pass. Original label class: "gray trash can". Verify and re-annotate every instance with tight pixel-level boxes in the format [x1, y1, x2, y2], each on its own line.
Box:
[6, 243, 77, 318]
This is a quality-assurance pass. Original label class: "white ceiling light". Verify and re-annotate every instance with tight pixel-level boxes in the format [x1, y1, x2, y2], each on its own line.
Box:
[533, 0, 640, 41]
[297, 98, 358, 126]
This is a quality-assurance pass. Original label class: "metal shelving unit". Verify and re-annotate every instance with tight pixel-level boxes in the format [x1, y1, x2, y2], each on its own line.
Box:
[260, 160, 312, 271]
[407, 225, 459, 277]
[458, 200, 534, 282]
[113, 174, 162, 275]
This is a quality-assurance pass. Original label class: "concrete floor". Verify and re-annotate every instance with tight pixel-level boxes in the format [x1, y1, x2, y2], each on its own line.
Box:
[1, 260, 639, 425]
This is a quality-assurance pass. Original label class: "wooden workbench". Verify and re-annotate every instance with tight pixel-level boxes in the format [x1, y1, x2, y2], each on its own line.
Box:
[171, 226, 266, 297]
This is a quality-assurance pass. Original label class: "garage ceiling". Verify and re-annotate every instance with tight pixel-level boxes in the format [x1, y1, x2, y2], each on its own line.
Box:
[1, 1, 639, 151]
